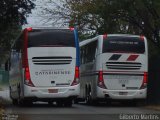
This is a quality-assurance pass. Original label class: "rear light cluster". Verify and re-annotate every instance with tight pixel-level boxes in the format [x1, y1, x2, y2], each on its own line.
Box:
[140, 35, 144, 40]
[140, 72, 148, 89]
[71, 66, 80, 86]
[23, 28, 34, 87]
[103, 34, 107, 39]
[24, 67, 34, 87]
[98, 70, 107, 89]
[27, 27, 33, 32]
[69, 27, 74, 31]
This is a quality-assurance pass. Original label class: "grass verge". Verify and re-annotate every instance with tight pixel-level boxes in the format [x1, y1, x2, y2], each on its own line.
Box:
[145, 105, 160, 111]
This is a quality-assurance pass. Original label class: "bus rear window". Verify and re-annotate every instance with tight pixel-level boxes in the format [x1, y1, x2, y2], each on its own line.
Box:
[28, 29, 75, 47]
[103, 36, 145, 53]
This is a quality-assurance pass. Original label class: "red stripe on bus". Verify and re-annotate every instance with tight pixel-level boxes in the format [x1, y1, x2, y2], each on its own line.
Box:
[127, 55, 139, 61]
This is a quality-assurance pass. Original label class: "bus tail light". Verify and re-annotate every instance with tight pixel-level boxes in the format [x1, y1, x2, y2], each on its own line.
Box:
[98, 70, 107, 89]
[26, 27, 33, 32]
[103, 34, 107, 39]
[71, 66, 79, 86]
[140, 72, 148, 89]
[24, 67, 34, 87]
[140, 35, 144, 40]
[69, 27, 74, 31]
[23, 28, 34, 87]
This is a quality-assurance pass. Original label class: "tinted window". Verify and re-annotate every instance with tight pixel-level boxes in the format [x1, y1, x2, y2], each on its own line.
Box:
[80, 40, 97, 64]
[28, 29, 75, 47]
[103, 36, 145, 53]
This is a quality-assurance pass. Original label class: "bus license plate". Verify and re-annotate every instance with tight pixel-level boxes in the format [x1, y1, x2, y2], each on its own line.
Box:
[119, 92, 128, 95]
[48, 89, 58, 93]
[119, 79, 129, 84]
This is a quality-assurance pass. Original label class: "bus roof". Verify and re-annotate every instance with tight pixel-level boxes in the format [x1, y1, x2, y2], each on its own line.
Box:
[80, 34, 146, 47]
[22, 26, 74, 29]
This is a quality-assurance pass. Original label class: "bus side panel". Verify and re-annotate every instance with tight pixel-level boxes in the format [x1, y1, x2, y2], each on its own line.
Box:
[9, 51, 23, 99]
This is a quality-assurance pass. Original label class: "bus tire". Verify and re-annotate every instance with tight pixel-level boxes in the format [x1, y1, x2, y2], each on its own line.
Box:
[64, 100, 72, 107]
[57, 101, 63, 107]
[48, 101, 53, 105]
[137, 99, 147, 106]
[12, 99, 18, 105]
[74, 99, 79, 104]
[86, 89, 92, 105]
[18, 99, 24, 106]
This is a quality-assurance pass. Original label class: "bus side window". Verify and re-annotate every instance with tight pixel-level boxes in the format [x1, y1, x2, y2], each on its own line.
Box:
[84, 46, 87, 64]
[94, 47, 98, 60]
[80, 47, 85, 64]
[86, 40, 97, 63]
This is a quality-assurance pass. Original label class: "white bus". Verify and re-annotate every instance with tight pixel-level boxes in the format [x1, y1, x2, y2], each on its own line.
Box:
[79, 34, 148, 104]
[9, 27, 80, 107]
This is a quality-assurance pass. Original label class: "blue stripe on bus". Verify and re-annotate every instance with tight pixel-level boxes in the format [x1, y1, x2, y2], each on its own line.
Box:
[74, 29, 80, 67]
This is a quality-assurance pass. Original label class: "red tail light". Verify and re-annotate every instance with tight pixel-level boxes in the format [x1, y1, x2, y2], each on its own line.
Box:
[69, 27, 74, 31]
[23, 28, 34, 87]
[140, 35, 144, 40]
[71, 66, 79, 86]
[103, 34, 107, 39]
[27, 27, 33, 32]
[98, 70, 107, 89]
[24, 67, 34, 87]
[140, 72, 148, 89]
[22, 29, 28, 68]
[25, 67, 30, 80]
[143, 72, 148, 83]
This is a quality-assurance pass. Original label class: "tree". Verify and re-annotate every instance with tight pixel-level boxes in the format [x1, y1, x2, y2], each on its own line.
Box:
[43, 0, 160, 47]
[0, 0, 35, 63]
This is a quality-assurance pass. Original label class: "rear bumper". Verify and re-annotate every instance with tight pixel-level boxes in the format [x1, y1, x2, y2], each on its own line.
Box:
[97, 87, 147, 100]
[23, 84, 80, 100]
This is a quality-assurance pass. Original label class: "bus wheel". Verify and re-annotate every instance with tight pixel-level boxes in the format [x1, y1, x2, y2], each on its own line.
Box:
[18, 99, 24, 106]
[17, 86, 22, 106]
[64, 100, 72, 107]
[137, 99, 147, 106]
[86, 90, 92, 105]
[57, 101, 63, 107]
[48, 101, 53, 105]
[74, 99, 79, 104]
[12, 99, 18, 105]
[19, 99, 32, 107]
[25, 100, 33, 106]
[92, 100, 99, 106]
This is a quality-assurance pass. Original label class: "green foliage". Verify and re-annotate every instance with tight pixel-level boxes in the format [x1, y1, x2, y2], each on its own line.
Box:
[65, 0, 160, 55]
[0, 0, 35, 63]
[0, 0, 35, 25]
[65, 0, 160, 42]
[43, 0, 160, 55]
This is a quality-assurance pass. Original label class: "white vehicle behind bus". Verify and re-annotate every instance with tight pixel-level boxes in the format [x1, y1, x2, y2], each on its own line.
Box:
[79, 34, 148, 104]
[9, 27, 80, 107]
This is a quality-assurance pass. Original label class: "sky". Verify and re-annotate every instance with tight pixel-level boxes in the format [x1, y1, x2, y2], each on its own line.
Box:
[25, 0, 44, 26]
[25, 0, 65, 28]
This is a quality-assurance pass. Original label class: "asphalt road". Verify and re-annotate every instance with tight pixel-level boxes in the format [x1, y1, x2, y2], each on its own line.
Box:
[1, 89, 160, 120]
[2, 102, 160, 120]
